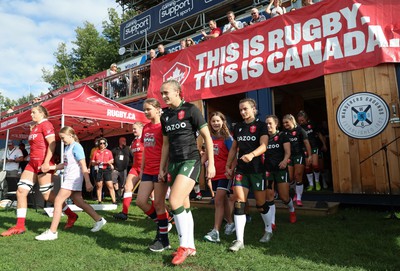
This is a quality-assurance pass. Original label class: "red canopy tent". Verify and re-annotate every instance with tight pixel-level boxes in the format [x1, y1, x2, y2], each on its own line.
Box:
[0, 85, 148, 142]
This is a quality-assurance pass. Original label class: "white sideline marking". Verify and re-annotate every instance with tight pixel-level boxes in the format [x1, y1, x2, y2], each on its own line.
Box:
[43, 204, 117, 217]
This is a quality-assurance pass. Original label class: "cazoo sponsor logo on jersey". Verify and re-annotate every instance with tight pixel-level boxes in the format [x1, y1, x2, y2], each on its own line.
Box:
[237, 135, 257, 142]
[268, 143, 280, 149]
[165, 122, 187, 132]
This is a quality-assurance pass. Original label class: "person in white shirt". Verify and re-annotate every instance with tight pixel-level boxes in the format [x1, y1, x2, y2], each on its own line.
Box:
[5, 140, 23, 177]
[223, 11, 245, 33]
[266, 0, 287, 18]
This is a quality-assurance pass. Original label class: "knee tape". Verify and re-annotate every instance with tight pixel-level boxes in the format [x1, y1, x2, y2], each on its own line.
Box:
[39, 183, 54, 194]
[17, 179, 34, 191]
[256, 201, 270, 214]
[234, 201, 246, 215]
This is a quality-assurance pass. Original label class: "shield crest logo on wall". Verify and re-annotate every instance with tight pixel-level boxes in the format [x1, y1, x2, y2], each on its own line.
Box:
[163, 62, 191, 85]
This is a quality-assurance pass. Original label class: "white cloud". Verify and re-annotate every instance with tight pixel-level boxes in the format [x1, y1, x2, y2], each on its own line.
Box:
[0, 0, 121, 102]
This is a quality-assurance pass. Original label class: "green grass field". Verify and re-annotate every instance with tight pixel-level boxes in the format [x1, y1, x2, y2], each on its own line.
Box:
[0, 203, 399, 271]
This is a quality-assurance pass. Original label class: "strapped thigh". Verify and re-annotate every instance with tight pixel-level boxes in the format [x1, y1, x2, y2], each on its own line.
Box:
[39, 183, 54, 194]
[17, 179, 34, 191]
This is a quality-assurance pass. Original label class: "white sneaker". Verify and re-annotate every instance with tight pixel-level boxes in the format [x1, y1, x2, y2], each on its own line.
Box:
[35, 229, 58, 241]
[204, 229, 220, 243]
[91, 217, 107, 232]
[259, 231, 273, 243]
[229, 240, 244, 252]
[224, 223, 235, 235]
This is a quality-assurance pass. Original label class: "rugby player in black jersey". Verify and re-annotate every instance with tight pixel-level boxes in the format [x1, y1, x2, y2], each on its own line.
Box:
[265, 115, 296, 229]
[158, 79, 215, 265]
[297, 110, 328, 191]
[225, 98, 269, 252]
[282, 114, 311, 207]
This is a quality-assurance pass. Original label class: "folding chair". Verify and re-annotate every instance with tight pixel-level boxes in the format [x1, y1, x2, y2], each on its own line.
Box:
[4, 176, 37, 211]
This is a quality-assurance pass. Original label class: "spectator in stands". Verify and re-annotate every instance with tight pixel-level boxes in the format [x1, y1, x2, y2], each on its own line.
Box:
[93, 77, 103, 94]
[201, 20, 222, 40]
[6, 106, 15, 114]
[180, 39, 186, 50]
[31, 97, 42, 104]
[186, 37, 196, 47]
[18, 142, 29, 172]
[223, 11, 245, 33]
[302, 0, 314, 6]
[109, 63, 120, 99]
[147, 49, 157, 62]
[266, 0, 287, 18]
[248, 8, 266, 25]
[156, 44, 168, 58]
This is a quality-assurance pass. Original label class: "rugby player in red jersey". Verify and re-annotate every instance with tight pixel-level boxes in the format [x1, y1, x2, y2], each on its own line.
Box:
[1, 105, 78, 237]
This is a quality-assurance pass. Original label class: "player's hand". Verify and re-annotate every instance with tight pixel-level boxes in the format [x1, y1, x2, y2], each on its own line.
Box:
[85, 181, 93, 192]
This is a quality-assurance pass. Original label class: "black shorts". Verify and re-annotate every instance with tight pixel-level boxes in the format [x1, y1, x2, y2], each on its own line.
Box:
[211, 179, 233, 193]
[96, 168, 112, 182]
[141, 173, 158, 183]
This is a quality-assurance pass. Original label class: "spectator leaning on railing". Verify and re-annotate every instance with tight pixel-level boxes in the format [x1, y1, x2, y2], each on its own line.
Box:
[248, 8, 266, 25]
[201, 20, 222, 41]
[222, 11, 245, 34]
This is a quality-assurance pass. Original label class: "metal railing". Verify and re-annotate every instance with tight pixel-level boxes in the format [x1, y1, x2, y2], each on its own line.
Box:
[89, 62, 151, 101]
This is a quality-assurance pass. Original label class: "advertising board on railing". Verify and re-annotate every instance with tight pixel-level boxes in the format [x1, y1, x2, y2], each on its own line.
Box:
[120, 0, 225, 46]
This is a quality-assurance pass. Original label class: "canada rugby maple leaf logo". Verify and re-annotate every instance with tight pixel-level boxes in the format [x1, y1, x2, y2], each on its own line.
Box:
[163, 62, 191, 85]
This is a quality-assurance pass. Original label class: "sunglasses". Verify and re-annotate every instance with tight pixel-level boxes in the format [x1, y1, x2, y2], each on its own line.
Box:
[99, 142, 106, 145]
[251, 12, 257, 15]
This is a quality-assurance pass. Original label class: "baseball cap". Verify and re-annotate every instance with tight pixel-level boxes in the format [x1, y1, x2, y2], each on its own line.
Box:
[7, 140, 13, 145]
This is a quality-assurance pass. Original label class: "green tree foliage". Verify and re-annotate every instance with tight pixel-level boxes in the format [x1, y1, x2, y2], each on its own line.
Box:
[41, 42, 73, 90]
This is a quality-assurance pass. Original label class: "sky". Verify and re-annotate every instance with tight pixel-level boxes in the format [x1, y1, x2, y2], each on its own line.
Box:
[0, 0, 122, 104]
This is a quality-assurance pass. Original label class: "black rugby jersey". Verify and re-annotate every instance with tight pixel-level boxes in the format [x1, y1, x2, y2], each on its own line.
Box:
[300, 121, 320, 149]
[161, 102, 207, 162]
[233, 119, 268, 174]
[264, 131, 289, 171]
[284, 126, 308, 156]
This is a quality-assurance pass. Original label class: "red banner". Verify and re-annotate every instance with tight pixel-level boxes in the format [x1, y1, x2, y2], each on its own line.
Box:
[148, 0, 400, 102]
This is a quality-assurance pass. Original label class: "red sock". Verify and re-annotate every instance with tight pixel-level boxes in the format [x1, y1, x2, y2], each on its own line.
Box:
[122, 197, 132, 214]
[16, 217, 26, 228]
[64, 207, 76, 217]
[145, 203, 157, 222]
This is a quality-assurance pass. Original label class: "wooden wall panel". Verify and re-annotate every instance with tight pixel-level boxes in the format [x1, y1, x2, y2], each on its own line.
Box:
[324, 64, 400, 195]
[359, 67, 380, 193]
[325, 72, 353, 193]
[374, 65, 400, 193]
